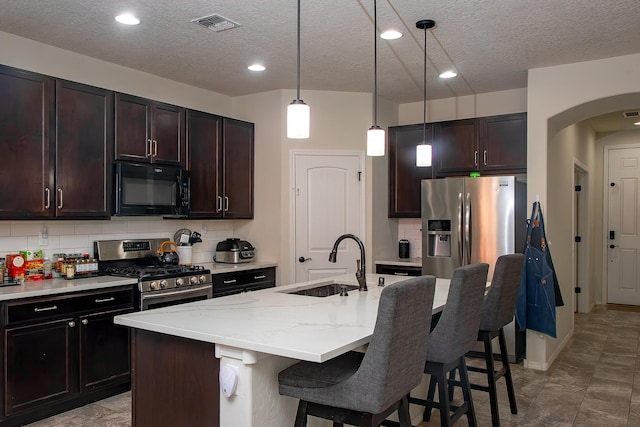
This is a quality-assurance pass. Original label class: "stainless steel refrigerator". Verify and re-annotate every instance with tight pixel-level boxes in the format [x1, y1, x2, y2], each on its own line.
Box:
[421, 175, 527, 361]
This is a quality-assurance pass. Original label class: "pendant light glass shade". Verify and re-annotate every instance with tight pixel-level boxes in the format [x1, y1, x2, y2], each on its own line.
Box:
[366, 0, 385, 156]
[416, 143, 432, 166]
[287, 0, 310, 139]
[287, 100, 310, 139]
[416, 19, 435, 167]
[367, 126, 385, 156]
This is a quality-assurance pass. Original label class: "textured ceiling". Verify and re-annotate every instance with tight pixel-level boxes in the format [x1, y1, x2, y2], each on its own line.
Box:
[2, 0, 640, 106]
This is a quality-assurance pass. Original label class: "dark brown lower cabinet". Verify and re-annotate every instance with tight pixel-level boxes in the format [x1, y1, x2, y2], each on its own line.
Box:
[132, 329, 220, 427]
[80, 308, 132, 392]
[4, 318, 77, 416]
[1, 286, 135, 426]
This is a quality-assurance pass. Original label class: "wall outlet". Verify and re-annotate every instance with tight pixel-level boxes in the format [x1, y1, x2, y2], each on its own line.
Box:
[39, 230, 49, 246]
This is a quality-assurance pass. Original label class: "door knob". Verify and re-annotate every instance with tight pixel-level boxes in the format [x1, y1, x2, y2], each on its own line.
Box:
[298, 257, 311, 263]
[610, 244, 618, 249]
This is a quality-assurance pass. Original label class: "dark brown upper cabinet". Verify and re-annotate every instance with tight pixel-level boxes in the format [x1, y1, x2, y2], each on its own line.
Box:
[222, 118, 254, 219]
[0, 66, 112, 219]
[187, 110, 222, 217]
[115, 93, 185, 167]
[477, 113, 527, 173]
[434, 118, 478, 176]
[0, 65, 54, 218]
[434, 113, 527, 177]
[55, 79, 114, 218]
[388, 124, 434, 218]
[187, 112, 254, 219]
[389, 113, 527, 218]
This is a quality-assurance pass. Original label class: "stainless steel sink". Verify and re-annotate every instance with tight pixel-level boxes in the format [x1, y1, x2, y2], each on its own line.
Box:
[285, 283, 359, 297]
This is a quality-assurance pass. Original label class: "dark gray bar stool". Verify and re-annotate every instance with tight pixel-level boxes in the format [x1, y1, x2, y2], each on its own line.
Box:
[462, 253, 524, 426]
[409, 263, 489, 427]
[278, 276, 436, 427]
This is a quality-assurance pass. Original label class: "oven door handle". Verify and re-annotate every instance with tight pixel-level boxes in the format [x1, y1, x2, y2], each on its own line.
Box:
[142, 285, 212, 301]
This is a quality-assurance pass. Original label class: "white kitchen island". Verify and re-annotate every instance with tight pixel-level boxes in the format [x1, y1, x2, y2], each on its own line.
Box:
[114, 273, 450, 426]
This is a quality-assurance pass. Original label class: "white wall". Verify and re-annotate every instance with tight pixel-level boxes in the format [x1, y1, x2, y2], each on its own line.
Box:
[0, 31, 233, 116]
[398, 88, 527, 124]
[527, 53, 640, 369]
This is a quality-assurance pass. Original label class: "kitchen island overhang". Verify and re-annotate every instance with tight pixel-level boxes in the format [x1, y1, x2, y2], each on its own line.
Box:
[115, 273, 451, 426]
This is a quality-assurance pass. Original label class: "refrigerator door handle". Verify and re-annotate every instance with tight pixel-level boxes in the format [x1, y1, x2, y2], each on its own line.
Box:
[465, 192, 472, 263]
[458, 192, 464, 264]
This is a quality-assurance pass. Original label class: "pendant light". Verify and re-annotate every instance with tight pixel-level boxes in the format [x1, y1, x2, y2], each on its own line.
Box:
[416, 19, 435, 167]
[287, 0, 310, 139]
[366, 0, 385, 156]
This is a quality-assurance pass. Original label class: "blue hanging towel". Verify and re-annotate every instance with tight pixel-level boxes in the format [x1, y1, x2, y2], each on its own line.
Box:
[516, 201, 558, 338]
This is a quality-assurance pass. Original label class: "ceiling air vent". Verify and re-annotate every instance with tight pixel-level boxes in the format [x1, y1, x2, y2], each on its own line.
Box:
[192, 14, 241, 32]
[623, 111, 640, 118]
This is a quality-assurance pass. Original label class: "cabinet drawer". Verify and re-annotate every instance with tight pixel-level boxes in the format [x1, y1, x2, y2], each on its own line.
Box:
[212, 267, 276, 297]
[3, 286, 136, 326]
[74, 287, 136, 313]
[375, 264, 422, 277]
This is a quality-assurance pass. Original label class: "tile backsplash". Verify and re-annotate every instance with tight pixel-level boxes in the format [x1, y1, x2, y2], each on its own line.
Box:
[0, 218, 236, 265]
[398, 218, 422, 259]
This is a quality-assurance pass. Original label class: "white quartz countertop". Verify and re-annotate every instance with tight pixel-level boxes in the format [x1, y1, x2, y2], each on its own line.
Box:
[0, 275, 137, 301]
[114, 273, 450, 363]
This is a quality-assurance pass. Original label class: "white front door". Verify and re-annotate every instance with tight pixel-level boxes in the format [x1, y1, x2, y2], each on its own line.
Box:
[293, 152, 364, 283]
[607, 146, 640, 305]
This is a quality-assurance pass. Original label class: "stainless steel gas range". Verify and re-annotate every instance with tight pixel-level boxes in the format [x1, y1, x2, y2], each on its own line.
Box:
[95, 238, 212, 310]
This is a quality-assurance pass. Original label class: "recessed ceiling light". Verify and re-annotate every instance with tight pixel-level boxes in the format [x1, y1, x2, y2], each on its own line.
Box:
[634, 121, 640, 126]
[248, 64, 266, 72]
[380, 30, 402, 40]
[439, 70, 457, 79]
[115, 13, 140, 25]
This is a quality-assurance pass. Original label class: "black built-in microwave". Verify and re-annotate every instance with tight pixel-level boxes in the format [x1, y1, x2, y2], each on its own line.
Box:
[114, 162, 189, 217]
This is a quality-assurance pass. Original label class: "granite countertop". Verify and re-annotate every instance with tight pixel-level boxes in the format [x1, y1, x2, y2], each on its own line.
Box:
[374, 258, 422, 267]
[114, 273, 450, 363]
[0, 275, 138, 302]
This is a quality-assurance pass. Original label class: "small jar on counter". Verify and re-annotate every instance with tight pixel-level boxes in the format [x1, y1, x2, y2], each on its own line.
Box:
[65, 261, 75, 279]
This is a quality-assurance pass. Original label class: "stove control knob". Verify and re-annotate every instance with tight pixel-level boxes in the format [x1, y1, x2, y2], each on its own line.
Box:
[190, 276, 199, 285]
[160, 280, 168, 289]
[149, 281, 159, 290]
[176, 278, 185, 286]
[199, 275, 207, 283]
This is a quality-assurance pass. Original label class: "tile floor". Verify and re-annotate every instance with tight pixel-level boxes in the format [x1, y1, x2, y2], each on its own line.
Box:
[26, 305, 640, 426]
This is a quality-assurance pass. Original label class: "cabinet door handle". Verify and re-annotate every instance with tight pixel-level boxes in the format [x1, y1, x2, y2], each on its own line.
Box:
[223, 279, 237, 284]
[95, 297, 115, 303]
[217, 196, 223, 212]
[57, 188, 63, 209]
[147, 139, 152, 157]
[153, 139, 158, 157]
[34, 305, 58, 312]
[68, 321, 76, 328]
[483, 149, 487, 166]
[81, 319, 88, 325]
[224, 196, 229, 212]
[474, 150, 478, 167]
[393, 272, 409, 276]
[44, 187, 50, 209]
[254, 275, 266, 280]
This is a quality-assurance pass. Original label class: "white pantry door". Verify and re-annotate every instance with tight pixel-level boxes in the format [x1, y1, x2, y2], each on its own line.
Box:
[294, 152, 363, 283]
[607, 147, 640, 305]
